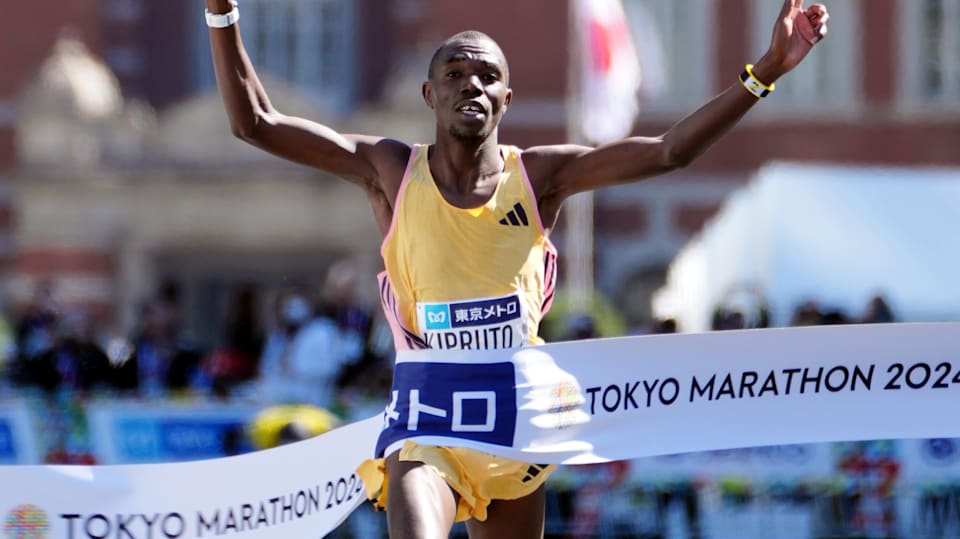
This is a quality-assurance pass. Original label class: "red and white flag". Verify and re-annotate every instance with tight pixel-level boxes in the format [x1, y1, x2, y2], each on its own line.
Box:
[574, 0, 642, 144]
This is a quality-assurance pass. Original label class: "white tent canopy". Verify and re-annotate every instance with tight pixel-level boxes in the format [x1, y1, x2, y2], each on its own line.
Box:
[653, 162, 960, 332]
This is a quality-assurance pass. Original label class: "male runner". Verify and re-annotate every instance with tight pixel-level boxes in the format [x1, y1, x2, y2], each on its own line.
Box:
[205, 1, 828, 536]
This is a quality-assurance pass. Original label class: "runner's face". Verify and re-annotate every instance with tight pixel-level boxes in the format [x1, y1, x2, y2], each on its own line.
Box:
[424, 41, 512, 141]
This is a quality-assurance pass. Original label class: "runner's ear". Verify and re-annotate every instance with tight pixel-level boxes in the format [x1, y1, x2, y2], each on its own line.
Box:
[422, 81, 435, 110]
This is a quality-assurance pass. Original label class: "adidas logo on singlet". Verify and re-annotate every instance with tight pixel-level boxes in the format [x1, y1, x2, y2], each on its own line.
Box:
[499, 202, 529, 227]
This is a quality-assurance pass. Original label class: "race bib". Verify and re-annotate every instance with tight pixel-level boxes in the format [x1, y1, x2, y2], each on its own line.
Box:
[416, 293, 527, 350]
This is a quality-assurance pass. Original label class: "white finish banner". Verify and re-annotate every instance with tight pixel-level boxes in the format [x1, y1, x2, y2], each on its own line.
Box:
[0, 416, 381, 539]
[377, 323, 960, 463]
[2, 323, 959, 538]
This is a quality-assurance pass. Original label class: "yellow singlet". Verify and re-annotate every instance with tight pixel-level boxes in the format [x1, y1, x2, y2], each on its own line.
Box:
[359, 144, 559, 522]
[378, 143, 557, 351]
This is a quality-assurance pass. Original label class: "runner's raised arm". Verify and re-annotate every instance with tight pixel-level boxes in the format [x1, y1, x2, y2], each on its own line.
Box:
[523, 0, 829, 228]
[204, 0, 408, 232]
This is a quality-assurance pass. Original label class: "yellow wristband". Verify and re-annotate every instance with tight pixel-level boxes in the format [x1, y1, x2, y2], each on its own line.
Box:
[739, 64, 776, 98]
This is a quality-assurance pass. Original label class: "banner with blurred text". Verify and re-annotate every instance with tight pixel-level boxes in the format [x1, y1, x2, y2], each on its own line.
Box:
[85, 402, 262, 464]
[0, 401, 39, 465]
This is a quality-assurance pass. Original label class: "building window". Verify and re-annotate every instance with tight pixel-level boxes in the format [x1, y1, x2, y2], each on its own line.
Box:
[191, 0, 356, 113]
[750, 0, 861, 115]
[901, 0, 960, 108]
[622, 0, 715, 115]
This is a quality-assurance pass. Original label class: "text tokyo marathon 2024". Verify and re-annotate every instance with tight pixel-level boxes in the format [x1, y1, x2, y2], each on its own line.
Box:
[582, 361, 960, 415]
[56, 483, 361, 539]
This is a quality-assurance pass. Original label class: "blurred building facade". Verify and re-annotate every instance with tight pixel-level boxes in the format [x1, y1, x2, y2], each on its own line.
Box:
[0, 0, 958, 337]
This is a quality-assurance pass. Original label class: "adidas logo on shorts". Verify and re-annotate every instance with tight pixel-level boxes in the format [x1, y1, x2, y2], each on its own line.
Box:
[521, 464, 547, 483]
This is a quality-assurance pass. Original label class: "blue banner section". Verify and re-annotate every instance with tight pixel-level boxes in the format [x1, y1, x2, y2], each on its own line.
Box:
[375, 361, 517, 456]
[115, 418, 247, 462]
[0, 421, 16, 462]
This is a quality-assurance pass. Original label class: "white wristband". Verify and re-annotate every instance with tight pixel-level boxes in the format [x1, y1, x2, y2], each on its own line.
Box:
[206, 0, 239, 28]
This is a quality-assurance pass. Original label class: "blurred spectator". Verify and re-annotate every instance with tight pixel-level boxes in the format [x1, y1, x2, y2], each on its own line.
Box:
[22, 309, 112, 394]
[790, 300, 824, 327]
[834, 441, 900, 537]
[41, 394, 97, 465]
[324, 261, 371, 364]
[287, 295, 347, 408]
[0, 305, 14, 384]
[258, 291, 309, 401]
[112, 283, 202, 396]
[790, 299, 850, 326]
[202, 284, 264, 396]
[712, 287, 770, 331]
[221, 424, 248, 457]
[861, 294, 895, 324]
[323, 260, 393, 399]
[820, 309, 850, 325]
[10, 281, 61, 386]
[539, 289, 627, 341]
[258, 291, 347, 408]
[650, 317, 677, 334]
[565, 312, 597, 340]
[712, 308, 747, 331]
[568, 460, 634, 537]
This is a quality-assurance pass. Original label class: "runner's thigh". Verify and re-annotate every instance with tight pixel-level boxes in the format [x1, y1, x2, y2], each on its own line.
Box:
[465, 484, 546, 539]
[385, 451, 459, 539]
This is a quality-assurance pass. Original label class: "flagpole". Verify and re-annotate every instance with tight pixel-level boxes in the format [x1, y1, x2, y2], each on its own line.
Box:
[565, 0, 595, 315]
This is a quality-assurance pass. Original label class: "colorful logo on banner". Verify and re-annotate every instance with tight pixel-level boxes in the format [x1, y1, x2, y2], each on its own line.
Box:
[375, 361, 517, 456]
[549, 381, 582, 429]
[4, 504, 49, 539]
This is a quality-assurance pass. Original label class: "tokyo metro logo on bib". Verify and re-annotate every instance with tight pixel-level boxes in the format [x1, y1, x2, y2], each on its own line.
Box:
[417, 293, 527, 350]
[423, 304, 451, 330]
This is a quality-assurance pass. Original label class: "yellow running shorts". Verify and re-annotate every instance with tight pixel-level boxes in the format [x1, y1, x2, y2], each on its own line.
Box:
[356, 441, 556, 522]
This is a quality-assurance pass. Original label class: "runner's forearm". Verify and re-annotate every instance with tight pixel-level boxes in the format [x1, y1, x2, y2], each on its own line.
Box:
[205, 0, 273, 140]
[660, 54, 786, 167]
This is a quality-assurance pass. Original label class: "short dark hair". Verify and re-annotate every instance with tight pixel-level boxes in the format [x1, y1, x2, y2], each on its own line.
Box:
[427, 30, 509, 83]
